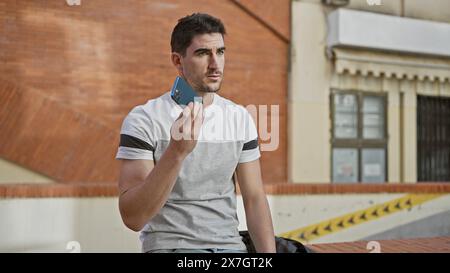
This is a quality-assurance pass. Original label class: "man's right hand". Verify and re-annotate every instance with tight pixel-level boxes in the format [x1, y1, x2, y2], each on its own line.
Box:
[168, 101, 204, 158]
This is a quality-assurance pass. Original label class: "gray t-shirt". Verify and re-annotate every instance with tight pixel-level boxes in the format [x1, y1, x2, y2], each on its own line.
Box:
[116, 92, 260, 252]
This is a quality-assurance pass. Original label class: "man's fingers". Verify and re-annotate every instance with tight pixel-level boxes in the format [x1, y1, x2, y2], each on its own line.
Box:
[171, 117, 184, 140]
[187, 102, 194, 114]
[175, 104, 191, 122]
[190, 101, 200, 122]
[193, 104, 203, 125]
[172, 104, 192, 140]
[172, 102, 204, 141]
[193, 101, 202, 120]
[192, 105, 204, 140]
[182, 104, 193, 140]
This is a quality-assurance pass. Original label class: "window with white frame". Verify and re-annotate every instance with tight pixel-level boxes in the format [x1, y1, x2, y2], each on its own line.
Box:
[331, 90, 387, 183]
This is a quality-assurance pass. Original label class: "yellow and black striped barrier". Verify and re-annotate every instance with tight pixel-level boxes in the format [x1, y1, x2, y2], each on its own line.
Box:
[279, 194, 445, 243]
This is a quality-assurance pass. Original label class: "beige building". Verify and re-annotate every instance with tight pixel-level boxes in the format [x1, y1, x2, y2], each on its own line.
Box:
[289, 0, 450, 184]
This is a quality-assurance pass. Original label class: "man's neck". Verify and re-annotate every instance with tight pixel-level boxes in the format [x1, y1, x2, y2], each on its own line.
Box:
[199, 92, 215, 108]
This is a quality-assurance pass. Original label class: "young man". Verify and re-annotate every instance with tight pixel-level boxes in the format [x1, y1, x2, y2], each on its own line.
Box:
[116, 13, 276, 253]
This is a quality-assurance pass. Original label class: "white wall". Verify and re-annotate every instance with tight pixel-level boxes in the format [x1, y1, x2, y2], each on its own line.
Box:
[0, 197, 139, 252]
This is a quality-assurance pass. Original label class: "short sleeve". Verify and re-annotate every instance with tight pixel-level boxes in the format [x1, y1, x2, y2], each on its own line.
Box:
[115, 106, 155, 160]
[238, 110, 261, 163]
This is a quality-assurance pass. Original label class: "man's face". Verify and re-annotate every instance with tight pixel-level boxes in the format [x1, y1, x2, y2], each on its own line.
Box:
[176, 33, 225, 94]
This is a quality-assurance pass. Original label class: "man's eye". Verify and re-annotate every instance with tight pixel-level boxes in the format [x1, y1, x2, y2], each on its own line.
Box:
[198, 51, 208, 56]
[217, 49, 225, 55]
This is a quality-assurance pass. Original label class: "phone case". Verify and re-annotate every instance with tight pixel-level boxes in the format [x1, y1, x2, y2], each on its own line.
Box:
[170, 76, 202, 106]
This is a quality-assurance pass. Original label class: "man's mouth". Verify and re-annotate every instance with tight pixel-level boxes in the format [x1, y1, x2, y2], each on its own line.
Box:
[207, 73, 222, 81]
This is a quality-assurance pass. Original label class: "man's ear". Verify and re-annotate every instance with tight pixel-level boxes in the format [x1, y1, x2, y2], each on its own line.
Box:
[171, 52, 183, 74]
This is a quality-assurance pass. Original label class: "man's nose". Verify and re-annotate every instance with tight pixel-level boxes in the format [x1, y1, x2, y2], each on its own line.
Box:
[208, 53, 219, 69]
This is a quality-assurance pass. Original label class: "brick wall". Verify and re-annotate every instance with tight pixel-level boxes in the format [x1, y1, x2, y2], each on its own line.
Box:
[0, 0, 290, 183]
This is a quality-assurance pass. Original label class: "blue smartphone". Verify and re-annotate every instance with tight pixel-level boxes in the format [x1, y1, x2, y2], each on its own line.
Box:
[170, 76, 203, 106]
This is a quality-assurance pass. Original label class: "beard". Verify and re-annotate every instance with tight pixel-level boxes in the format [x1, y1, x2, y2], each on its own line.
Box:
[191, 75, 223, 93]
[201, 81, 222, 93]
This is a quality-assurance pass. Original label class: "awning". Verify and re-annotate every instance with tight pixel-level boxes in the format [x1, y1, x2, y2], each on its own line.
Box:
[332, 47, 450, 83]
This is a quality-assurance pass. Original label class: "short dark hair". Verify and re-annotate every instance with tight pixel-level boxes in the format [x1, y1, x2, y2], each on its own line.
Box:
[171, 13, 226, 56]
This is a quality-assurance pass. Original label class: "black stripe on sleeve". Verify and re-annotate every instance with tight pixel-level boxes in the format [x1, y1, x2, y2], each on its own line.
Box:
[242, 138, 259, 151]
[119, 134, 154, 152]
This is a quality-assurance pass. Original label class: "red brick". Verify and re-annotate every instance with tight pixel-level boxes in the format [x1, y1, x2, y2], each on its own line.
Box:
[308, 237, 450, 253]
[0, 0, 291, 184]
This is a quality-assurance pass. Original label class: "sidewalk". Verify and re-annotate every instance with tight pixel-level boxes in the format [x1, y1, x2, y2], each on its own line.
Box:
[306, 237, 450, 253]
